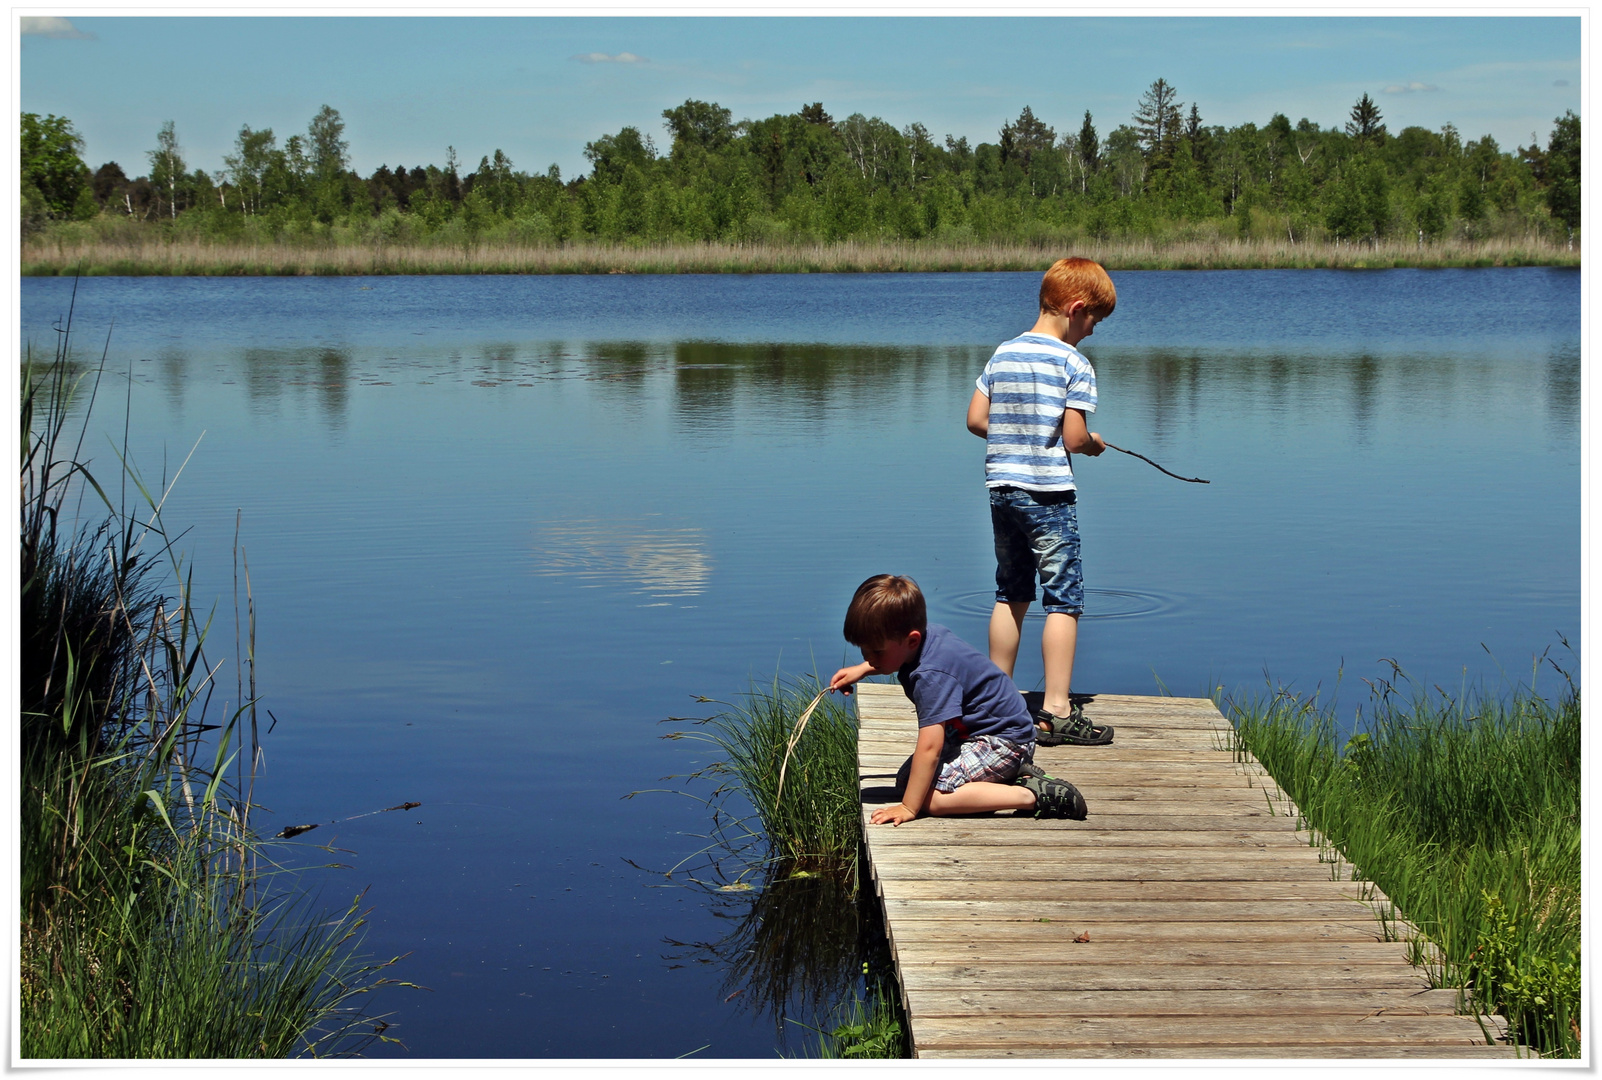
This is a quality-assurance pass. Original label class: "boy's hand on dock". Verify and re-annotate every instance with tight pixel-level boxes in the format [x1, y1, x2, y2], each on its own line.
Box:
[870, 802, 919, 827]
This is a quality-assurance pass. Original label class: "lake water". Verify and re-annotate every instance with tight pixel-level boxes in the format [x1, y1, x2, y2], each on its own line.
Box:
[19, 269, 1579, 1058]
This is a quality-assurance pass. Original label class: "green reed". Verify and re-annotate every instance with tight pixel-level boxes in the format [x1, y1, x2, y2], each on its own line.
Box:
[20, 300, 404, 1057]
[662, 675, 862, 878]
[1227, 660, 1580, 1057]
[792, 983, 907, 1060]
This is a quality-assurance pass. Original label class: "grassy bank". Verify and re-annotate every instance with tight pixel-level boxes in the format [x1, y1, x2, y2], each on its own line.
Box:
[20, 314, 401, 1056]
[1227, 664, 1580, 1057]
[22, 235, 1578, 276]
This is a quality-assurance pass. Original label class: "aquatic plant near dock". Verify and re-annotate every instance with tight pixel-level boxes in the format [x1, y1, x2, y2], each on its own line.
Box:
[792, 983, 907, 1059]
[641, 674, 910, 1056]
[1228, 659, 1580, 1057]
[20, 309, 405, 1057]
[661, 674, 862, 876]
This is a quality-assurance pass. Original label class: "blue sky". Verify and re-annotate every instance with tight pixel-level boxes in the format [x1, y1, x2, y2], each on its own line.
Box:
[19, 15, 1582, 182]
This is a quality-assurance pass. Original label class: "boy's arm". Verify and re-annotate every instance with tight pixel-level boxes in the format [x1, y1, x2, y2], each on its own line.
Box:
[829, 661, 875, 694]
[966, 389, 990, 438]
[1062, 406, 1105, 456]
[871, 723, 946, 826]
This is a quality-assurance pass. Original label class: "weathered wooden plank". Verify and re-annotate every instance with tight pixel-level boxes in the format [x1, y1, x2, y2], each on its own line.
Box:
[894, 963, 1437, 991]
[866, 813, 1306, 833]
[879, 880, 1384, 904]
[867, 857, 1345, 878]
[861, 799, 1299, 818]
[891, 941, 1421, 966]
[871, 852, 1345, 878]
[880, 898, 1386, 921]
[906, 987, 1468, 1016]
[857, 829, 1319, 849]
[866, 843, 1346, 864]
[890, 918, 1392, 941]
[858, 745, 1271, 766]
[919, 1045, 1525, 1059]
[911, 1014, 1501, 1047]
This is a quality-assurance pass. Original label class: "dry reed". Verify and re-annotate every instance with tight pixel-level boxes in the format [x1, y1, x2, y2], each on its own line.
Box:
[21, 234, 1579, 277]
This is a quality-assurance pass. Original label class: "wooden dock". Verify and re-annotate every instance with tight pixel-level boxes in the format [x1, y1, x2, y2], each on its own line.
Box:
[854, 682, 1520, 1059]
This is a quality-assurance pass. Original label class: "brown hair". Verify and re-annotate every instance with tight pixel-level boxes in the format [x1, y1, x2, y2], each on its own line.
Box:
[1039, 257, 1117, 319]
[843, 574, 927, 646]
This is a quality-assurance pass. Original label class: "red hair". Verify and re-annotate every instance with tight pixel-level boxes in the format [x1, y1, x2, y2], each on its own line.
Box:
[1039, 257, 1116, 319]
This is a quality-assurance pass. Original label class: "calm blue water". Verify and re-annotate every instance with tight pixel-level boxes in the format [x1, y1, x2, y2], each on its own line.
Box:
[20, 269, 1579, 1057]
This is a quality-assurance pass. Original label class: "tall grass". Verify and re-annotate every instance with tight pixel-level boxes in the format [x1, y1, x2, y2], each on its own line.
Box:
[1227, 661, 1580, 1057]
[20, 296, 404, 1057]
[21, 234, 1578, 277]
[660, 675, 862, 880]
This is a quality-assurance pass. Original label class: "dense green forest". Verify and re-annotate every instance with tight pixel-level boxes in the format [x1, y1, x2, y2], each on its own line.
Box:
[21, 81, 1580, 252]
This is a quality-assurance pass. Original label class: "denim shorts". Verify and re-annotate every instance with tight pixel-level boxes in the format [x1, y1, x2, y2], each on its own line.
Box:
[990, 485, 1085, 616]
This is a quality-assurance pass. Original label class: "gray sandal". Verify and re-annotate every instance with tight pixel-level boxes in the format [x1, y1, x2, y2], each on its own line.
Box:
[1035, 702, 1114, 746]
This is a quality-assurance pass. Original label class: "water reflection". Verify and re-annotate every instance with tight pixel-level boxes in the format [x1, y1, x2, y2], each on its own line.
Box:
[1545, 345, 1580, 433]
[99, 334, 1583, 451]
[157, 350, 189, 414]
[1095, 346, 1581, 435]
[237, 346, 353, 425]
[531, 518, 712, 599]
[661, 863, 882, 1041]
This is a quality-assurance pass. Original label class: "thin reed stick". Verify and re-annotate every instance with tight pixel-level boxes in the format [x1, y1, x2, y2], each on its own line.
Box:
[774, 688, 829, 808]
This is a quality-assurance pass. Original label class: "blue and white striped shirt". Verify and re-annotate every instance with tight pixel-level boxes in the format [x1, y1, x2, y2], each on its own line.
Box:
[976, 332, 1098, 491]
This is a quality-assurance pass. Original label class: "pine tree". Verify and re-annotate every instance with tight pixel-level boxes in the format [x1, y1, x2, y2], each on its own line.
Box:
[1133, 78, 1182, 163]
[1345, 93, 1386, 147]
[1077, 111, 1099, 176]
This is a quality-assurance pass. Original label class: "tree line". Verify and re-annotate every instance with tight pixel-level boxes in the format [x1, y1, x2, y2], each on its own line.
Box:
[20, 81, 1581, 248]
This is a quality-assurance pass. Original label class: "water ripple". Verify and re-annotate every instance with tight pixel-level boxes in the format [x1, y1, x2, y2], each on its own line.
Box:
[939, 587, 1184, 623]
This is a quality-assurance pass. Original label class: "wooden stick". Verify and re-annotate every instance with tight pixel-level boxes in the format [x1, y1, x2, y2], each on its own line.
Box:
[1103, 442, 1210, 484]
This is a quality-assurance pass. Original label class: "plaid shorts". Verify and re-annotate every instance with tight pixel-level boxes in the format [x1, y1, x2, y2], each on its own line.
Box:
[897, 733, 1035, 795]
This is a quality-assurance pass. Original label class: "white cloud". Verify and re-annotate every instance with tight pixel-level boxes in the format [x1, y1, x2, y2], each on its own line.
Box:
[571, 52, 647, 65]
[20, 16, 94, 39]
[1383, 81, 1441, 94]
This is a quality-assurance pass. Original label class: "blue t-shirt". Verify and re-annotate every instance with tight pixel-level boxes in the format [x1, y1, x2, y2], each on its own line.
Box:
[975, 332, 1098, 492]
[896, 623, 1036, 745]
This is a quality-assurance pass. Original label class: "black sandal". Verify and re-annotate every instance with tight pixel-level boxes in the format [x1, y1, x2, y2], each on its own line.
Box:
[1014, 772, 1088, 819]
[1034, 702, 1114, 746]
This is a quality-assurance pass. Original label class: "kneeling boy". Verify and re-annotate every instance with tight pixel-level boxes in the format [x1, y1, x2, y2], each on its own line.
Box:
[829, 574, 1086, 825]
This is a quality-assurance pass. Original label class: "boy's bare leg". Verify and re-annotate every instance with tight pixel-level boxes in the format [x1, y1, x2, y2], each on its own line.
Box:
[928, 780, 1035, 815]
[988, 601, 1031, 677]
[1041, 611, 1079, 718]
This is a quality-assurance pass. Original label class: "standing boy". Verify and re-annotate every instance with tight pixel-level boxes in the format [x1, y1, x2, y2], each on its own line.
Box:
[965, 257, 1117, 746]
[829, 574, 1086, 824]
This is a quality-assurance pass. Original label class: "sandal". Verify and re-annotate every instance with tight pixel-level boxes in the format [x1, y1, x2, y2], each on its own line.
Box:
[1014, 772, 1088, 820]
[1034, 702, 1114, 746]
